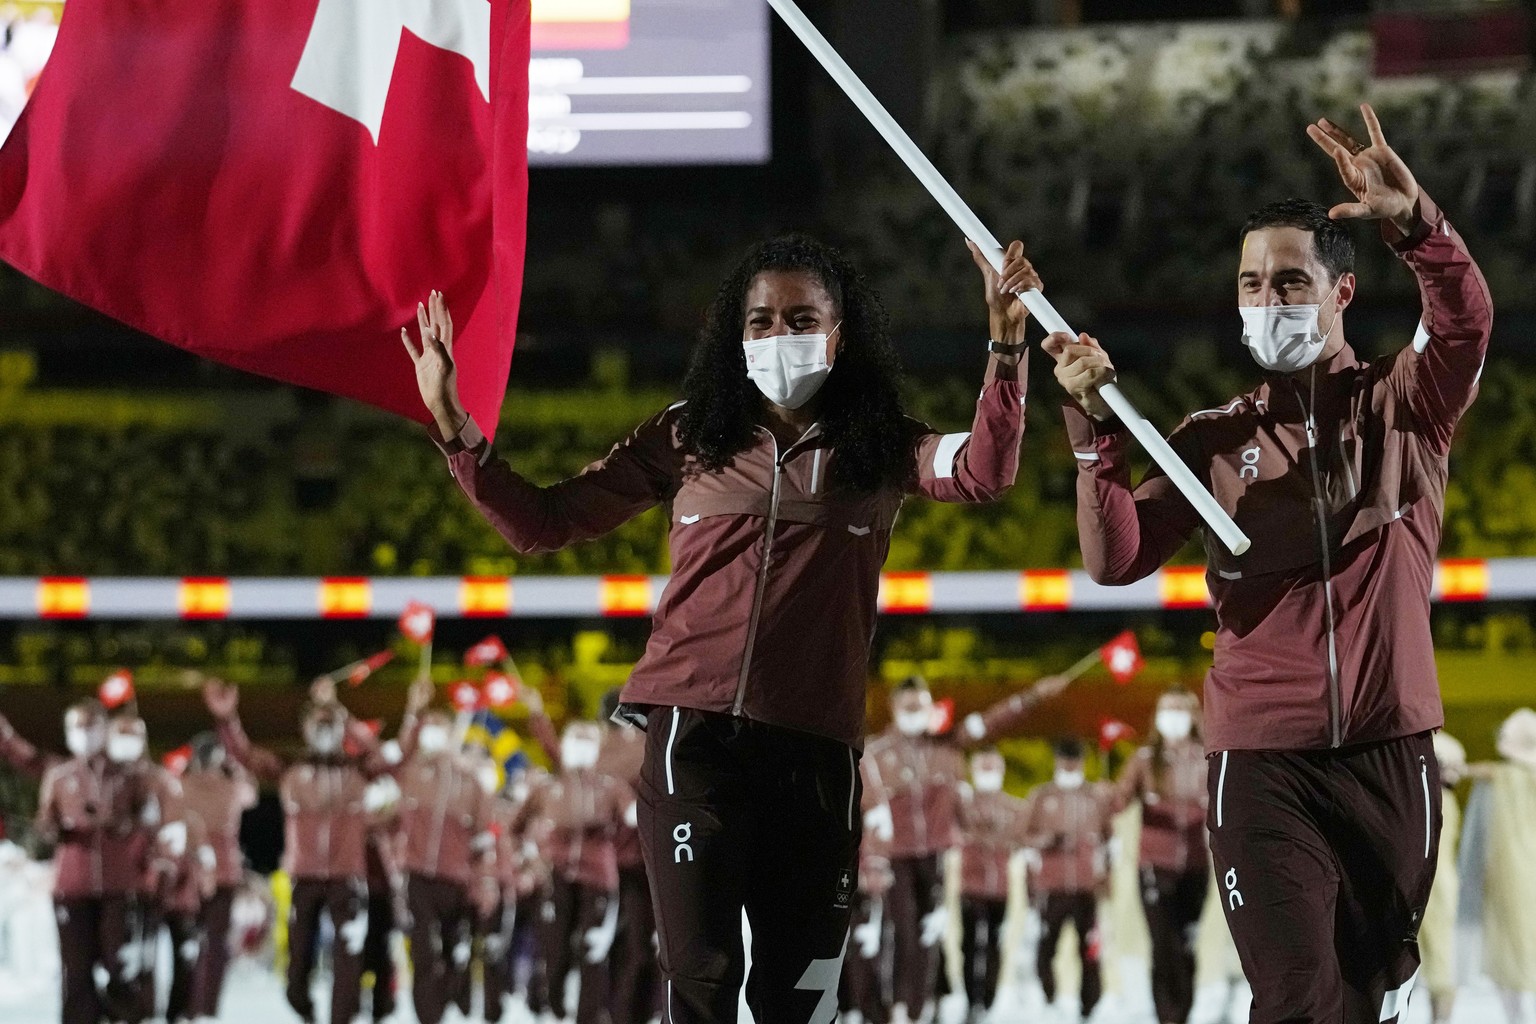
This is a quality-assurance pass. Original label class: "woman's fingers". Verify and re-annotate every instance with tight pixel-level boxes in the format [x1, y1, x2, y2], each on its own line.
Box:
[401, 327, 421, 362]
[417, 301, 433, 345]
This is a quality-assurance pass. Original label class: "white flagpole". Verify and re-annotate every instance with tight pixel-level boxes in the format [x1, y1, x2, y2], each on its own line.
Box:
[765, 0, 1251, 557]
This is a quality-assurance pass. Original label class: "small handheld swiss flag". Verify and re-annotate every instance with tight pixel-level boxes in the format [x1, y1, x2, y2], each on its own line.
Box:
[465, 635, 510, 668]
[482, 672, 520, 709]
[347, 650, 395, 687]
[449, 681, 484, 714]
[398, 603, 436, 645]
[98, 670, 135, 710]
[1099, 718, 1137, 752]
[1099, 631, 1144, 684]
[161, 745, 193, 776]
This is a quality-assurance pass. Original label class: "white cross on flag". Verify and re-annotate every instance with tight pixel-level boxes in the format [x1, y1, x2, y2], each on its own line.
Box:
[98, 670, 135, 710]
[398, 603, 437, 644]
[1099, 631, 1144, 685]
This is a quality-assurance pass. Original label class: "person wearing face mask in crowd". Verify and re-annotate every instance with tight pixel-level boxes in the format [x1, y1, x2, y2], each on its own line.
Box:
[403, 233, 1034, 1024]
[178, 730, 258, 1023]
[105, 713, 189, 1024]
[510, 719, 634, 1024]
[1109, 688, 1207, 1024]
[36, 699, 153, 1024]
[391, 679, 497, 1024]
[862, 674, 1072, 1024]
[954, 748, 1030, 1024]
[1044, 104, 1491, 1024]
[201, 676, 391, 1024]
[1022, 738, 1114, 1020]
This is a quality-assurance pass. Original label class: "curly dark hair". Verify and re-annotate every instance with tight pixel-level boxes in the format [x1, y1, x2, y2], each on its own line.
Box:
[677, 235, 914, 493]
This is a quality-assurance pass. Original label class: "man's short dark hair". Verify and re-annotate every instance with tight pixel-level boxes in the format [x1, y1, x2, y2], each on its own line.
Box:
[894, 674, 928, 694]
[1241, 198, 1355, 282]
[1054, 736, 1085, 760]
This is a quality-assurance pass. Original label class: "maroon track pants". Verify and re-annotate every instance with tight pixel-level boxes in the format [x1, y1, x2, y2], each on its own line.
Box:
[638, 707, 861, 1024]
[1139, 866, 1208, 1024]
[406, 873, 474, 1024]
[1207, 732, 1440, 1024]
[287, 877, 368, 1024]
[1035, 890, 1101, 1015]
[188, 885, 235, 1020]
[54, 894, 142, 1024]
[840, 892, 890, 1024]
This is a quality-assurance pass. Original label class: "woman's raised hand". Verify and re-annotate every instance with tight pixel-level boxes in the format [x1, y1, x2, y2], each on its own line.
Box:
[401, 290, 469, 438]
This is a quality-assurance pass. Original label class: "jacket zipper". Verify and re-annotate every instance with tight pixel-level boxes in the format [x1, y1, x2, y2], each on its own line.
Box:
[91, 763, 105, 894]
[911, 744, 929, 853]
[428, 761, 449, 875]
[1297, 370, 1344, 748]
[732, 430, 784, 716]
[319, 765, 332, 876]
[1420, 756, 1431, 860]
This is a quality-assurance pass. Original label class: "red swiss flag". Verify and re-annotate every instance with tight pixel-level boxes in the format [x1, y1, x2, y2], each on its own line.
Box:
[161, 744, 193, 776]
[465, 635, 510, 668]
[482, 672, 519, 708]
[928, 697, 955, 736]
[449, 680, 485, 713]
[346, 650, 396, 687]
[0, 1, 529, 434]
[98, 669, 135, 710]
[1099, 631, 1144, 685]
[398, 602, 436, 645]
[1098, 718, 1137, 752]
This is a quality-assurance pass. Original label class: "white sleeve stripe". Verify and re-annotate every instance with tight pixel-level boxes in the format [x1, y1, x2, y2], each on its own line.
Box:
[932, 432, 971, 480]
[1073, 451, 1101, 462]
[1412, 319, 1431, 354]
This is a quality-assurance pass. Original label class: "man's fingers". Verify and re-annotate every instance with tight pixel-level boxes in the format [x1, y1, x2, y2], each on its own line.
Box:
[1360, 103, 1387, 148]
[1315, 118, 1360, 153]
[1041, 332, 1075, 361]
[965, 238, 995, 276]
[1329, 201, 1374, 220]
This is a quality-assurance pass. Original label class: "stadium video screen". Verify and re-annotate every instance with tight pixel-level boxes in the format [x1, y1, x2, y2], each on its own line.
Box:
[530, 0, 771, 166]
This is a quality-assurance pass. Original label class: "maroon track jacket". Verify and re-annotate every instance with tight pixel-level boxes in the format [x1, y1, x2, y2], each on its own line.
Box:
[1065, 193, 1492, 752]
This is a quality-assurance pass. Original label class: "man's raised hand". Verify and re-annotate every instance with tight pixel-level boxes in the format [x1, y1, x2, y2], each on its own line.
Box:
[202, 678, 239, 720]
[401, 290, 469, 439]
[1306, 103, 1420, 237]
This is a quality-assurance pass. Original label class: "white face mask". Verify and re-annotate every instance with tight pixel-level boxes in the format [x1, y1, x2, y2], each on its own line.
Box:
[1239, 277, 1341, 373]
[306, 723, 343, 755]
[66, 725, 103, 758]
[477, 764, 501, 795]
[895, 708, 931, 737]
[108, 733, 145, 763]
[743, 325, 838, 410]
[417, 724, 450, 754]
[1156, 710, 1194, 742]
[1055, 768, 1085, 790]
[561, 736, 600, 771]
[973, 769, 1005, 793]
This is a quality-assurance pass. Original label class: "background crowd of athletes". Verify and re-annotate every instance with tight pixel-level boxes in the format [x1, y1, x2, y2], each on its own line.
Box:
[1, 632, 1534, 1024]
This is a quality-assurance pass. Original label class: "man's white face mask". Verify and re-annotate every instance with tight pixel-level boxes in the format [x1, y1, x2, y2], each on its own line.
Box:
[108, 732, 146, 763]
[561, 736, 600, 771]
[894, 703, 932, 738]
[477, 763, 501, 795]
[66, 723, 104, 758]
[1155, 709, 1194, 743]
[417, 724, 451, 754]
[1239, 276, 1342, 374]
[743, 323, 839, 410]
[1055, 768, 1085, 790]
[973, 768, 1005, 794]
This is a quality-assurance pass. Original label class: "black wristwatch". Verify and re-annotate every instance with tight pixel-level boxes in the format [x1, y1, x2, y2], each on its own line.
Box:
[987, 339, 1029, 356]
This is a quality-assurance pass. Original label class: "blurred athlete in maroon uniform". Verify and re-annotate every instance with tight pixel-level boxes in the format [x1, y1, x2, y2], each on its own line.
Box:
[594, 689, 657, 1024]
[1023, 738, 1114, 1018]
[392, 680, 496, 1024]
[179, 731, 257, 1023]
[862, 674, 1068, 1023]
[105, 713, 188, 1024]
[36, 700, 153, 1024]
[1112, 688, 1208, 1024]
[955, 748, 1029, 1022]
[841, 818, 895, 1024]
[515, 720, 634, 1024]
[203, 678, 389, 1024]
